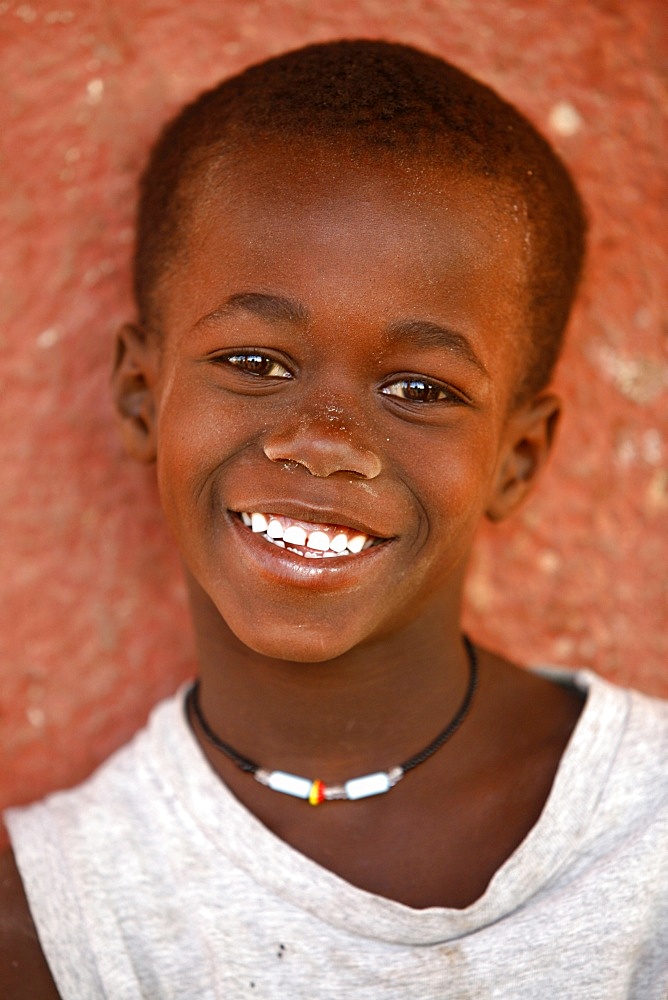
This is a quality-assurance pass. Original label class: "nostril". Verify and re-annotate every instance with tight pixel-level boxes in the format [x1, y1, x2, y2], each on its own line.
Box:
[263, 436, 381, 480]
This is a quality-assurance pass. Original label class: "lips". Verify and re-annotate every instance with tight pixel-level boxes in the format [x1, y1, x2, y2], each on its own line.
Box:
[237, 510, 382, 559]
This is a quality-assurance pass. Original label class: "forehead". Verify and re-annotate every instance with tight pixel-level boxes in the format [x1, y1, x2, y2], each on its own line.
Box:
[159, 140, 532, 386]
[185, 138, 528, 257]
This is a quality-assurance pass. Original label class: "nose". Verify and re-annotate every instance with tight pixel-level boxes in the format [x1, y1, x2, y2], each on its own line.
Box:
[262, 404, 382, 480]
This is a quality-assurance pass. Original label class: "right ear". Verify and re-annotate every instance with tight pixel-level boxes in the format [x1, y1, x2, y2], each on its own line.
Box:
[112, 322, 159, 463]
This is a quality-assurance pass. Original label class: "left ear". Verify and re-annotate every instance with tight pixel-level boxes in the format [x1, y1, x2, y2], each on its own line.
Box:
[486, 393, 561, 522]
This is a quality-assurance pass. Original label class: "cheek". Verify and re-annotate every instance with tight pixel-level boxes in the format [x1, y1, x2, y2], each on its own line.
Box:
[408, 426, 502, 553]
[154, 386, 225, 539]
[425, 408, 501, 472]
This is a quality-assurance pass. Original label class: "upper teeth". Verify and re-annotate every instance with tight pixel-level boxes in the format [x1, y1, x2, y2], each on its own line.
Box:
[241, 511, 374, 557]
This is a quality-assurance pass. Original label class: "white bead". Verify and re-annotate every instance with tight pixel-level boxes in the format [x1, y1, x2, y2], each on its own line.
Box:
[267, 771, 312, 799]
[344, 771, 391, 800]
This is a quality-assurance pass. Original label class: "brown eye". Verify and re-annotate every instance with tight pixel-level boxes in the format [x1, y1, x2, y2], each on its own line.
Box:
[225, 353, 291, 378]
[381, 378, 460, 404]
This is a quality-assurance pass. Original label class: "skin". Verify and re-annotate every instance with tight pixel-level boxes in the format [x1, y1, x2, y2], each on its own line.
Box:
[0, 140, 583, 996]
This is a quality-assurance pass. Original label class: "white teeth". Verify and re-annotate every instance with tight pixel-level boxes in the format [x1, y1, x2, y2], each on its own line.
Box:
[240, 511, 378, 559]
[306, 530, 330, 552]
[251, 512, 268, 533]
[283, 525, 307, 546]
[329, 532, 349, 553]
[347, 534, 367, 554]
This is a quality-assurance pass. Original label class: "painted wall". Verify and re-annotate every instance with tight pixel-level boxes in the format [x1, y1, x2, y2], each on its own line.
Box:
[1, 0, 666, 827]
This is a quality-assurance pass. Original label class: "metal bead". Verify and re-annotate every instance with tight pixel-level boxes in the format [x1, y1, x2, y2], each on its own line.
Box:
[324, 785, 346, 800]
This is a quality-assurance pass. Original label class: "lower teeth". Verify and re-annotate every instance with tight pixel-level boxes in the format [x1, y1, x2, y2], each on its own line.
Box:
[266, 533, 349, 557]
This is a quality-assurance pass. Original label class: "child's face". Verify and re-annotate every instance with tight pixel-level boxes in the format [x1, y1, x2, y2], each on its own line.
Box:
[124, 142, 555, 662]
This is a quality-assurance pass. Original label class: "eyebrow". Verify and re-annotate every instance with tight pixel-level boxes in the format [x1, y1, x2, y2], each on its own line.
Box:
[385, 319, 489, 376]
[197, 293, 488, 375]
[197, 291, 309, 327]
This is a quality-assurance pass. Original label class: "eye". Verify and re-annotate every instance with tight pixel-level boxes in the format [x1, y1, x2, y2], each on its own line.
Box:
[217, 352, 291, 379]
[380, 377, 465, 405]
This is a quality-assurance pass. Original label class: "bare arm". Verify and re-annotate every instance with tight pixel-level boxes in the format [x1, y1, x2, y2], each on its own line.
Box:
[0, 848, 61, 998]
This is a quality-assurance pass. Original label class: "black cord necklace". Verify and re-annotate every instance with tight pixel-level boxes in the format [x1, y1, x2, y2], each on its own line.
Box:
[186, 636, 478, 805]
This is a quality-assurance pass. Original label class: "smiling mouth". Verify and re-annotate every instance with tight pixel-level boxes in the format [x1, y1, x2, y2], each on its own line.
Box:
[236, 511, 384, 559]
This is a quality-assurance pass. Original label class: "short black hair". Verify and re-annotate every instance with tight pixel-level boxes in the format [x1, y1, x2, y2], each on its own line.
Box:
[134, 39, 586, 399]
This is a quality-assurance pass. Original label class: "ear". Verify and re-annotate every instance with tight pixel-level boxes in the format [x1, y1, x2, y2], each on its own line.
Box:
[112, 322, 159, 463]
[486, 393, 561, 522]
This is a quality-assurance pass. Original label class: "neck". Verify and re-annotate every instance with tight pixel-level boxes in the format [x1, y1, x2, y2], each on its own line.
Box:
[186, 575, 472, 781]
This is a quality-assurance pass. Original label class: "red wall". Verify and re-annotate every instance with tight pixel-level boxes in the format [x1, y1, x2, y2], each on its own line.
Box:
[1, 0, 666, 827]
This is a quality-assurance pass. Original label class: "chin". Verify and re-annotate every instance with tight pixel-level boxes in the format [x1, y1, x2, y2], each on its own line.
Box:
[232, 626, 355, 663]
[221, 608, 365, 664]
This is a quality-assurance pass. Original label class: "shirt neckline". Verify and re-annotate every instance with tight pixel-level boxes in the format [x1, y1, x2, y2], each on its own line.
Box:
[148, 667, 629, 946]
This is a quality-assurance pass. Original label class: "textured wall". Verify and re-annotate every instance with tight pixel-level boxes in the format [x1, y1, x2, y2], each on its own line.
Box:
[1, 0, 666, 826]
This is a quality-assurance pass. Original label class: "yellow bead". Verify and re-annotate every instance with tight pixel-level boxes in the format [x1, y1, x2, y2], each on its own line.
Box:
[309, 779, 324, 805]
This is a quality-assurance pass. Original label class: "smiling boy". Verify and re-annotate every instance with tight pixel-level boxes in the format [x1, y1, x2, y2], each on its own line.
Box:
[2, 40, 667, 998]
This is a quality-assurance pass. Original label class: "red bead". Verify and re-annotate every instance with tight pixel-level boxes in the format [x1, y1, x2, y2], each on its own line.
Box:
[308, 779, 326, 805]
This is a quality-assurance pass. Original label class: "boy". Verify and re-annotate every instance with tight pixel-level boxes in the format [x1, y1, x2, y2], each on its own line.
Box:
[1, 39, 666, 998]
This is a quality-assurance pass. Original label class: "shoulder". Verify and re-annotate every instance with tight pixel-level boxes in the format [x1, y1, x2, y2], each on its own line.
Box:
[491, 656, 668, 828]
[569, 668, 668, 768]
[532, 662, 668, 749]
[0, 848, 61, 998]
[605, 680, 668, 802]
[623, 679, 668, 741]
[545, 669, 668, 846]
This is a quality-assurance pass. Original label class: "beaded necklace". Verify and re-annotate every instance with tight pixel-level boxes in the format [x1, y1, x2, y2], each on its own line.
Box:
[186, 637, 478, 805]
